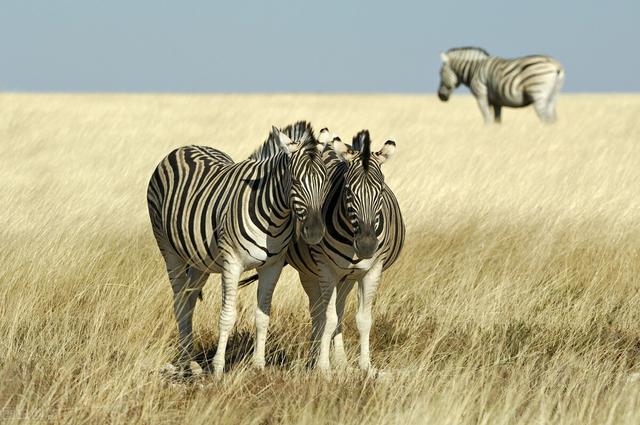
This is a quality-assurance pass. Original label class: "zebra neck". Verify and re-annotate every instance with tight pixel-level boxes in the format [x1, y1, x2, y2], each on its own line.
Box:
[452, 58, 486, 86]
[337, 180, 355, 233]
[262, 153, 293, 217]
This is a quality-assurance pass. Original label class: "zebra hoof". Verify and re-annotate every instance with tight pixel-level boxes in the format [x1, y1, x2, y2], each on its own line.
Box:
[362, 367, 390, 381]
[252, 357, 266, 370]
[189, 361, 203, 377]
[160, 361, 203, 380]
[159, 363, 178, 376]
[211, 362, 225, 379]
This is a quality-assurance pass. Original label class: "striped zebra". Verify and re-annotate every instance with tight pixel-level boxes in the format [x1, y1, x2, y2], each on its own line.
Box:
[147, 122, 328, 376]
[438, 47, 565, 124]
[245, 129, 405, 373]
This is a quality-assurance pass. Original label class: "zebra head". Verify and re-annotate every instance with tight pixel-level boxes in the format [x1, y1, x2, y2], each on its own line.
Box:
[271, 124, 328, 245]
[438, 52, 458, 101]
[438, 48, 490, 101]
[331, 131, 396, 259]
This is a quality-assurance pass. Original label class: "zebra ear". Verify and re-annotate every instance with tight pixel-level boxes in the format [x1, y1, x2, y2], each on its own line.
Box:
[272, 126, 299, 155]
[318, 127, 332, 152]
[440, 52, 449, 63]
[375, 140, 396, 164]
[332, 137, 357, 162]
[319, 128, 331, 144]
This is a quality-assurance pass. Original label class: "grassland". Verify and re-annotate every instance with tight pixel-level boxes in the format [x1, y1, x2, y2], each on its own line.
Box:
[1, 93, 640, 424]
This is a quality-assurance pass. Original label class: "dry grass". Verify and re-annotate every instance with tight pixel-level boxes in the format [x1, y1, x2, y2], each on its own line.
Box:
[1, 93, 640, 424]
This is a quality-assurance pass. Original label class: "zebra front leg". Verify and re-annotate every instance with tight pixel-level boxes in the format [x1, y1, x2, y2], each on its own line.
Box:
[252, 260, 285, 369]
[333, 279, 355, 368]
[317, 267, 338, 372]
[493, 104, 502, 124]
[476, 95, 493, 124]
[211, 256, 243, 376]
[471, 82, 493, 124]
[356, 262, 383, 373]
[300, 276, 323, 367]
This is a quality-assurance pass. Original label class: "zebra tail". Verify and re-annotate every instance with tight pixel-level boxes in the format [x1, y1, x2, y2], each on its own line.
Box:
[238, 274, 259, 287]
[555, 67, 565, 91]
[237, 260, 290, 287]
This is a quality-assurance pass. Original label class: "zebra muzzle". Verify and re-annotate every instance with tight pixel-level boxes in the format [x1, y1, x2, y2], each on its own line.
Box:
[438, 90, 450, 102]
[299, 211, 325, 245]
[354, 225, 378, 259]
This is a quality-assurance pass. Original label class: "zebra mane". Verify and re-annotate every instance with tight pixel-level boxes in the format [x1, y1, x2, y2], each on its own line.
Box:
[446, 46, 490, 58]
[282, 121, 316, 148]
[249, 121, 317, 160]
[352, 130, 372, 172]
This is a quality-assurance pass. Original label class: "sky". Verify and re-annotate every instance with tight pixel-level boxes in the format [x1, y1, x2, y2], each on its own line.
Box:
[1, 0, 638, 93]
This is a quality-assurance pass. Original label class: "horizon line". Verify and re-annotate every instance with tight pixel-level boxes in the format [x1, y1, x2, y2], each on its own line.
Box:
[1, 90, 638, 96]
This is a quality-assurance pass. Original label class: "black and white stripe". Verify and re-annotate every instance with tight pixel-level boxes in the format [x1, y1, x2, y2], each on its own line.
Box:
[147, 122, 327, 375]
[438, 47, 565, 123]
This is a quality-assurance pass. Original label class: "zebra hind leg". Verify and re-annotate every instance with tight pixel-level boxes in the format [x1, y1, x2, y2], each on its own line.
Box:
[545, 69, 564, 123]
[544, 90, 560, 123]
[492, 104, 502, 124]
[533, 97, 555, 124]
[164, 252, 209, 377]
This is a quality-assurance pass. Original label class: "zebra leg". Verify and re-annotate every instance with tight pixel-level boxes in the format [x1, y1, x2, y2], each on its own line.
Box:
[179, 267, 209, 376]
[333, 279, 355, 368]
[300, 276, 323, 367]
[545, 91, 559, 123]
[493, 104, 502, 124]
[533, 97, 554, 124]
[211, 256, 243, 376]
[475, 95, 493, 124]
[471, 82, 493, 124]
[252, 260, 285, 369]
[317, 267, 338, 372]
[356, 262, 383, 373]
[543, 70, 563, 123]
[165, 253, 195, 365]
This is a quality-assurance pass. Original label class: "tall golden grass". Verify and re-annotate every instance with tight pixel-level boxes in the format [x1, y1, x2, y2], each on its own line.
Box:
[1, 93, 640, 424]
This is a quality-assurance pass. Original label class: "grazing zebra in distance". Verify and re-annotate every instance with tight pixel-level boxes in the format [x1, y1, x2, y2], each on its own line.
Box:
[244, 129, 405, 373]
[438, 47, 565, 124]
[147, 122, 328, 376]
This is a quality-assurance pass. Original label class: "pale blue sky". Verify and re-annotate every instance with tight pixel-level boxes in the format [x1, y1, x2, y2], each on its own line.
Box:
[1, 0, 637, 92]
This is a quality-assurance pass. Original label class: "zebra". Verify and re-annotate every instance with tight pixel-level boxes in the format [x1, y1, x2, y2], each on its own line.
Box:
[146, 121, 328, 376]
[243, 129, 405, 373]
[437, 47, 565, 124]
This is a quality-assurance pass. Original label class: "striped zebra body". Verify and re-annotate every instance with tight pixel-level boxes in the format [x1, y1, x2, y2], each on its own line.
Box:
[147, 122, 327, 375]
[438, 47, 565, 123]
[287, 130, 405, 372]
[148, 147, 292, 272]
